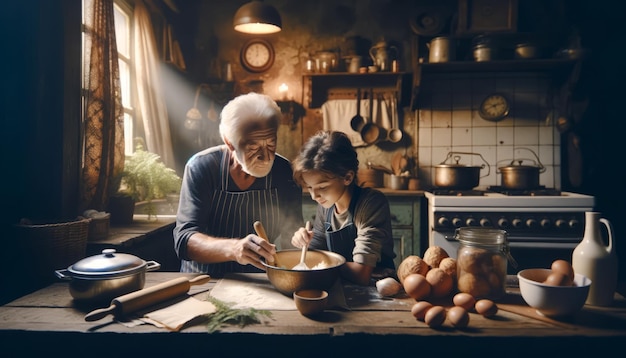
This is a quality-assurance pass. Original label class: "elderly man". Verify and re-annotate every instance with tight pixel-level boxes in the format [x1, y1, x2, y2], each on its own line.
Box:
[174, 92, 303, 276]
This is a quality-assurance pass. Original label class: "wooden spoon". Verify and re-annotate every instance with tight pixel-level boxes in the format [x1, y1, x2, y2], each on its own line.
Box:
[292, 221, 312, 270]
[254, 221, 278, 266]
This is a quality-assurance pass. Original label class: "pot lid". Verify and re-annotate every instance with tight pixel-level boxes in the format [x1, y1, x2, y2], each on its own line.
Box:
[68, 249, 146, 279]
[499, 160, 541, 170]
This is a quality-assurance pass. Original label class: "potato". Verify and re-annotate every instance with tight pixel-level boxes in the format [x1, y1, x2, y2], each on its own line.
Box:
[397, 255, 429, 284]
[423, 246, 449, 268]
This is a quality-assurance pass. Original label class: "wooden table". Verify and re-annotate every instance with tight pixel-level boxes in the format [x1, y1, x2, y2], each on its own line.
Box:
[1, 272, 625, 357]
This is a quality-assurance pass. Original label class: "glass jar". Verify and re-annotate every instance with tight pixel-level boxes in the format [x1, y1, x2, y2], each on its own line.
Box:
[455, 227, 515, 300]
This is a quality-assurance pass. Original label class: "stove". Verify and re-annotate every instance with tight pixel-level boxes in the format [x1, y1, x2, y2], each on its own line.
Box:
[425, 189, 595, 273]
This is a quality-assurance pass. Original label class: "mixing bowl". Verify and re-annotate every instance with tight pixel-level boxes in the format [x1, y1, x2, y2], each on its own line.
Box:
[517, 268, 591, 317]
[261, 249, 345, 296]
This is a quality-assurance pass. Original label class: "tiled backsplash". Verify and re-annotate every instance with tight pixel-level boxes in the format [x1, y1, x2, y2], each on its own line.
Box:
[417, 72, 561, 189]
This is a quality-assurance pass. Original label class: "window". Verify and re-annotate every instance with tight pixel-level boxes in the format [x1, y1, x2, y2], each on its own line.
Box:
[82, 0, 138, 156]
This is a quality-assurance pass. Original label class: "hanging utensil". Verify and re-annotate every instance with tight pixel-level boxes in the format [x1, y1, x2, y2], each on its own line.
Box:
[387, 93, 402, 143]
[361, 88, 382, 145]
[292, 221, 312, 270]
[350, 88, 366, 132]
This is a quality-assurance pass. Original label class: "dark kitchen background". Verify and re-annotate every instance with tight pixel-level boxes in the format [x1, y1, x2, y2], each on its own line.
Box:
[1, 0, 625, 304]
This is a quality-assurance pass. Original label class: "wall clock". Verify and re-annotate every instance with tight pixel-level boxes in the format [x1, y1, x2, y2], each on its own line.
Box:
[478, 93, 510, 122]
[240, 38, 275, 73]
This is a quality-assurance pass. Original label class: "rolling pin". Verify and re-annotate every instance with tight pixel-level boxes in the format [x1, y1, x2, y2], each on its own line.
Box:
[253, 220, 278, 266]
[84, 274, 211, 322]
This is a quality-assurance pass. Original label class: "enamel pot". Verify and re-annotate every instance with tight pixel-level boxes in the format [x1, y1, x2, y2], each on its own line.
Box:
[497, 148, 546, 189]
[434, 152, 490, 190]
[55, 249, 160, 304]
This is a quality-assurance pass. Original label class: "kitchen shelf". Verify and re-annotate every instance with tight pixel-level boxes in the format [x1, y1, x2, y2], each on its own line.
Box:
[303, 72, 413, 109]
[420, 58, 578, 74]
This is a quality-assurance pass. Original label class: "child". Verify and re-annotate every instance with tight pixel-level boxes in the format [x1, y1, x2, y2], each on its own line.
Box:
[291, 131, 395, 285]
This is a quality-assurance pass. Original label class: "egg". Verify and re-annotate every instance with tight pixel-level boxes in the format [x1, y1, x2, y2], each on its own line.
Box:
[403, 274, 432, 300]
[425, 268, 453, 298]
[410, 301, 433, 321]
[453, 292, 476, 311]
[375, 277, 402, 297]
[424, 305, 446, 327]
[543, 271, 570, 286]
[447, 306, 470, 328]
[550, 259, 575, 284]
[475, 299, 498, 317]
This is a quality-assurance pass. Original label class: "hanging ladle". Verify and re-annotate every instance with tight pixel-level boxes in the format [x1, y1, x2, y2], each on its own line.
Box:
[350, 88, 366, 132]
[387, 93, 403, 143]
[292, 221, 312, 270]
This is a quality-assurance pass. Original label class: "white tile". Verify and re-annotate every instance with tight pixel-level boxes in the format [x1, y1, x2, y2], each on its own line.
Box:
[514, 126, 539, 145]
[541, 166, 554, 188]
[418, 147, 432, 166]
[472, 127, 497, 145]
[418, 109, 432, 128]
[539, 126, 554, 145]
[432, 127, 452, 146]
[538, 145, 555, 166]
[418, 126, 432, 147]
[452, 109, 472, 127]
[496, 127, 514, 145]
[432, 147, 452, 166]
[495, 145, 514, 164]
[452, 127, 472, 146]
[432, 109, 451, 128]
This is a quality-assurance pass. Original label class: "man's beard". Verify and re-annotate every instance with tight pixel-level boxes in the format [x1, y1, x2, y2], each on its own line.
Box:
[235, 151, 274, 178]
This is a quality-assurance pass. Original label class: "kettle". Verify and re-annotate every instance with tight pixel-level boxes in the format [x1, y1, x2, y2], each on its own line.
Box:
[369, 40, 398, 72]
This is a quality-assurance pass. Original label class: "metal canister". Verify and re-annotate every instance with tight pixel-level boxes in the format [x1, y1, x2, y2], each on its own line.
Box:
[428, 36, 454, 63]
[455, 227, 516, 300]
[473, 44, 493, 62]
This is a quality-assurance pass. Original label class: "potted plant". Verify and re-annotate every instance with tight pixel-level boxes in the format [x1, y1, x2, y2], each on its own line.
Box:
[116, 142, 182, 220]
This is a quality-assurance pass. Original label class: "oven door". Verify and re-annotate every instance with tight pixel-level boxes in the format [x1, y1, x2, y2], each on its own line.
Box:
[431, 230, 578, 274]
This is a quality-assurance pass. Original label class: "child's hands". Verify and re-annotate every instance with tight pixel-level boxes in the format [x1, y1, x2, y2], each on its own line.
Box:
[291, 221, 313, 248]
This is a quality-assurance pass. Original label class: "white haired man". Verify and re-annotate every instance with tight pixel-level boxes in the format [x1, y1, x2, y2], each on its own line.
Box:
[174, 92, 303, 276]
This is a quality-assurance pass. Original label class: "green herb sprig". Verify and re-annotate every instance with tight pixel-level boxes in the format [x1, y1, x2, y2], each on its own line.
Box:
[205, 296, 272, 333]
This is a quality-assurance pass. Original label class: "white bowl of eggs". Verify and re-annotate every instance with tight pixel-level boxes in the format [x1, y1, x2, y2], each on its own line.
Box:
[517, 260, 591, 317]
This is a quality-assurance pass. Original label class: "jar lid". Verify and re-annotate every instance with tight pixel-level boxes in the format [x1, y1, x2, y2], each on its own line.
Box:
[455, 227, 507, 245]
[68, 249, 147, 279]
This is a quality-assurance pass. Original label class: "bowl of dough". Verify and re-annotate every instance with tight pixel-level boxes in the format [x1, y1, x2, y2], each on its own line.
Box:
[261, 249, 345, 296]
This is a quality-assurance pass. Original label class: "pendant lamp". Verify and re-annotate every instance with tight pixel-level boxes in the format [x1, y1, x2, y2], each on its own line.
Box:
[233, 0, 282, 34]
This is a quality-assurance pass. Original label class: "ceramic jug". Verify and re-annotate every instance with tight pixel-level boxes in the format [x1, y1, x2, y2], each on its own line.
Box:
[369, 40, 397, 72]
[572, 211, 618, 306]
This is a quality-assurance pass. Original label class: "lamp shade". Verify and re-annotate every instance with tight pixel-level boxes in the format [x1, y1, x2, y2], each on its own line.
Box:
[233, 1, 282, 34]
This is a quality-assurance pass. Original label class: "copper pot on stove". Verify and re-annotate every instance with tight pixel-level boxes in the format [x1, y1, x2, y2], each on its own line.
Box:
[497, 148, 546, 189]
[434, 152, 490, 190]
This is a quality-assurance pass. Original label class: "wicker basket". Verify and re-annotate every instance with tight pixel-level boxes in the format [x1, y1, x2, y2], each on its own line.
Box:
[15, 217, 91, 278]
[87, 213, 110, 241]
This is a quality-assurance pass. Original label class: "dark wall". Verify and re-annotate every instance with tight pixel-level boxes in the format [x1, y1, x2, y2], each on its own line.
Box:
[1, 0, 81, 304]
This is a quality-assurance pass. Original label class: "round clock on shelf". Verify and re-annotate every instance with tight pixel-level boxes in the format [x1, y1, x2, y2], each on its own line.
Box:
[478, 93, 510, 122]
[240, 38, 275, 73]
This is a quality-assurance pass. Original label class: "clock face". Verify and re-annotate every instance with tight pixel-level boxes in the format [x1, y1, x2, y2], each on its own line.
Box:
[479, 93, 510, 121]
[240, 39, 274, 73]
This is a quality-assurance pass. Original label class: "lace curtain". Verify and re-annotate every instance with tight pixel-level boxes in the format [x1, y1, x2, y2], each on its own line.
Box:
[81, 0, 125, 211]
[134, 0, 175, 169]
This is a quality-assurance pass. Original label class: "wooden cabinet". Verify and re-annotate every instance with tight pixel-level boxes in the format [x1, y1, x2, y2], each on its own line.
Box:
[302, 192, 424, 269]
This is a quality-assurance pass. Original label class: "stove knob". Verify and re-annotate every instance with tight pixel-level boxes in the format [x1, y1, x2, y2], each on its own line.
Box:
[466, 217, 478, 227]
[452, 217, 463, 228]
[569, 219, 580, 230]
[555, 219, 567, 229]
[498, 218, 510, 229]
[512, 218, 523, 228]
[437, 216, 450, 228]
[526, 218, 538, 229]
[480, 218, 492, 227]
[540, 218, 551, 229]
